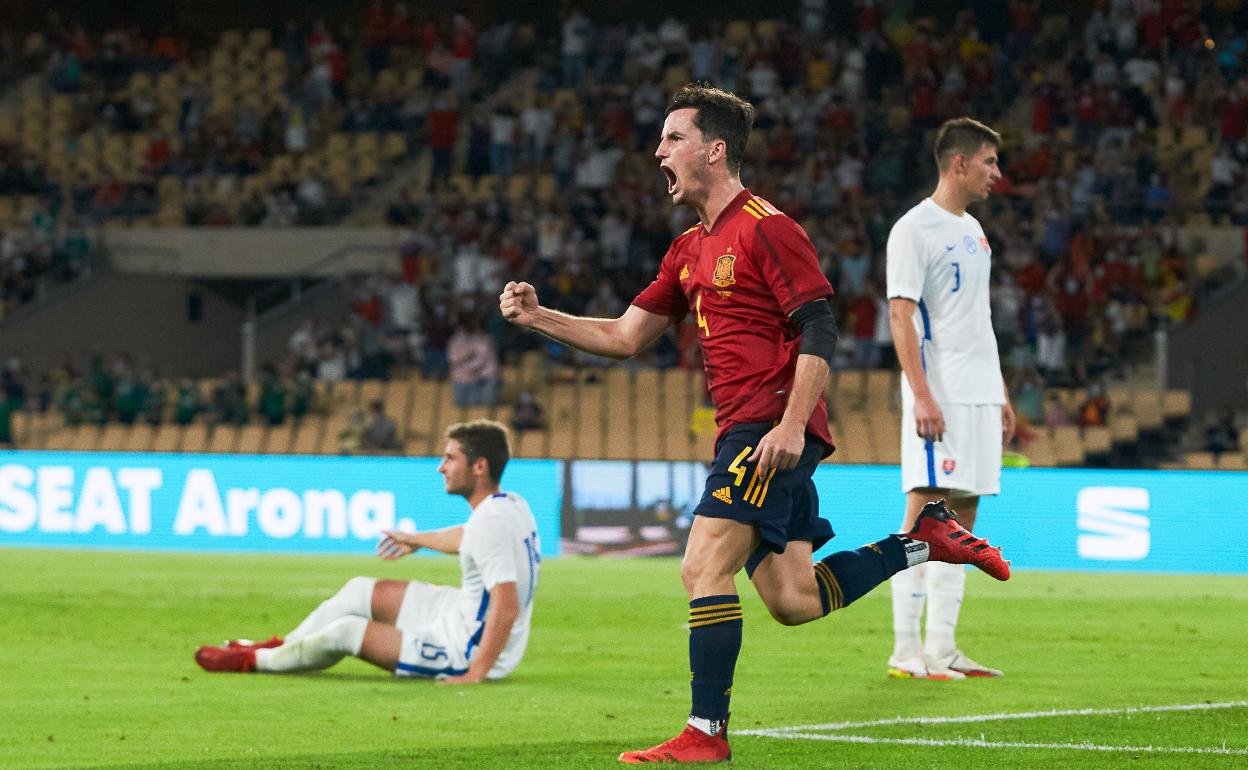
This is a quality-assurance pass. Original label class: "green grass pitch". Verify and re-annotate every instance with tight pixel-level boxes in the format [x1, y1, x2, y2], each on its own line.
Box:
[3, 549, 1246, 769]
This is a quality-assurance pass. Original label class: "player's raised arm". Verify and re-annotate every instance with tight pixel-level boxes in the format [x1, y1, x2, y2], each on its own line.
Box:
[500, 281, 672, 359]
[376, 526, 465, 559]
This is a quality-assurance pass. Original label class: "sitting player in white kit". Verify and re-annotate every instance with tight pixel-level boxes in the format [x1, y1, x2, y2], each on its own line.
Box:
[194, 420, 541, 684]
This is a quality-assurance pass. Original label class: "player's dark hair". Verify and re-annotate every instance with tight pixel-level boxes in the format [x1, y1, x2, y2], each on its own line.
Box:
[666, 83, 756, 174]
[933, 117, 1001, 171]
[446, 419, 511, 484]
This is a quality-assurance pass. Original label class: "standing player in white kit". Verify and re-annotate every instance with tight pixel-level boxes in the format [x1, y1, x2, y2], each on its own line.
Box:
[194, 420, 541, 684]
[885, 118, 1016, 680]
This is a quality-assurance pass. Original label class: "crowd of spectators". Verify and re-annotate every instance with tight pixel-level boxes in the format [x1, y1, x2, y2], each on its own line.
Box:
[8, 8, 433, 226]
[357, 1, 1248, 394]
[5, 2, 1248, 450]
[0, 213, 98, 319]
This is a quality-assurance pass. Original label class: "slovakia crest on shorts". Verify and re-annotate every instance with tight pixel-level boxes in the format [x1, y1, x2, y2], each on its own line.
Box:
[963, 235, 977, 253]
[713, 248, 737, 287]
[942, 459, 956, 475]
[979, 236, 990, 253]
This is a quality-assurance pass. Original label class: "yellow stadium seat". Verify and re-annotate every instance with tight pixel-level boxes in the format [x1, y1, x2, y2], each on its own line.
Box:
[69, 424, 101, 452]
[1185, 451, 1216, 470]
[123, 423, 155, 453]
[1132, 392, 1163, 431]
[207, 425, 238, 453]
[219, 29, 243, 51]
[1053, 426, 1084, 466]
[534, 174, 556, 203]
[1083, 425, 1111, 457]
[236, 424, 266, 454]
[545, 382, 577, 459]
[263, 421, 292, 454]
[384, 381, 411, 438]
[1162, 390, 1191, 422]
[602, 368, 633, 460]
[512, 423, 546, 459]
[1218, 452, 1247, 470]
[152, 424, 182, 453]
[246, 28, 272, 51]
[383, 132, 407, 160]
[1027, 434, 1058, 467]
[353, 133, 380, 158]
[725, 20, 752, 47]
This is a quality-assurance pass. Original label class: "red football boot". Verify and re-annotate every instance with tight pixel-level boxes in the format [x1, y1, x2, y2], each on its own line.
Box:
[195, 644, 257, 672]
[909, 500, 1011, 581]
[226, 635, 283, 650]
[618, 723, 731, 764]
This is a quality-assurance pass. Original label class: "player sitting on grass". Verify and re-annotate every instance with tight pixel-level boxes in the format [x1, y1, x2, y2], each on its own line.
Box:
[194, 420, 541, 684]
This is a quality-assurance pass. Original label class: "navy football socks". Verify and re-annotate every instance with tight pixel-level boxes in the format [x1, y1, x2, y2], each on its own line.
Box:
[688, 594, 743, 727]
[813, 535, 914, 616]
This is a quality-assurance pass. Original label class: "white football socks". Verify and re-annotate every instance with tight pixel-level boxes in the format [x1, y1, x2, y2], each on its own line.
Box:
[923, 561, 967, 663]
[889, 562, 928, 660]
[687, 716, 727, 737]
[284, 576, 375, 643]
[256, 616, 368, 672]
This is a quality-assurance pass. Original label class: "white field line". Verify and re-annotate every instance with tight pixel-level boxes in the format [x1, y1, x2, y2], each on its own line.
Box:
[736, 700, 1248, 735]
[739, 733, 1248, 756]
[737, 700, 1248, 755]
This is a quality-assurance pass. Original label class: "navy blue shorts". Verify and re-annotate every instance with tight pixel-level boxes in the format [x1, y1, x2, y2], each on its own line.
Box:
[694, 422, 835, 574]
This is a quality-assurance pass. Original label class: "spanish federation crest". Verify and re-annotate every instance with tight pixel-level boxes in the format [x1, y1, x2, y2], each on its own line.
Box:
[713, 248, 736, 288]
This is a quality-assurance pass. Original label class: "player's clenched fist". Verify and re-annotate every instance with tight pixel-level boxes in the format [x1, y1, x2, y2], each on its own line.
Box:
[500, 281, 539, 326]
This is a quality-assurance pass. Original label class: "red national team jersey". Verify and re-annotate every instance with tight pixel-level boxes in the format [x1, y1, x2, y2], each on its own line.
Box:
[633, 188, 835, 454]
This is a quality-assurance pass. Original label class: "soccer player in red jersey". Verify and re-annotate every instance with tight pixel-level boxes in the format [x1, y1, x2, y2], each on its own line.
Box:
[500, 84, 1009, 764]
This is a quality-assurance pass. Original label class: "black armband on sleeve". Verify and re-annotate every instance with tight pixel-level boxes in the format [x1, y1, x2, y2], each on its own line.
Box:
[791, 299, 838, 368]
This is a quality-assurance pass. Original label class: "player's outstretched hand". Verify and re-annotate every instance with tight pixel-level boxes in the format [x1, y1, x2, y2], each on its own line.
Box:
[438, 672, 486, 685]
[377, 530, 420, 561]
[499, 281, 539, 326]
[748, 421, 805, 477]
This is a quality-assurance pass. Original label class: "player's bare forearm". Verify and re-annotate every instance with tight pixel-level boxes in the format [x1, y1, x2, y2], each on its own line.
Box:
[502, 282, 670, 358]
[416, 526, 464, 554]
[888, 299, 932, 399]
[447, 582, 519, 684]
[377, 526, 463, 560]
[779, 353, 828, 431]
[525, 307, 642, 359]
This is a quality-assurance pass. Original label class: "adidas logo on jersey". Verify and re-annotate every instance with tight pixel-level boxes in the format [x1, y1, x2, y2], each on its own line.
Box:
[711, 486, 732, 505]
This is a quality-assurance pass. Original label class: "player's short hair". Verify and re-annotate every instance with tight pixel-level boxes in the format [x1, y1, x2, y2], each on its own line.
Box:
[933, 117, 1001, 172]
[446, 419, 511, 484]
[666, 83, 756, 173]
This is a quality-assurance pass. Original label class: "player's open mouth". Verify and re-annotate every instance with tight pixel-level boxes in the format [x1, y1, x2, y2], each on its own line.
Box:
[662, 166, 677, 195]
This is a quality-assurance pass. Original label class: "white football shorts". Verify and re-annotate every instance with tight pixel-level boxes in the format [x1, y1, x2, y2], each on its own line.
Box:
[393, 581, 471, 679]
[900, 402, 1002, 496]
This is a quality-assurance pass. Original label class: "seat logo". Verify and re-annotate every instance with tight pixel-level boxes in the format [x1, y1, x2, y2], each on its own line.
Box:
[1076, 487, 1150, 560]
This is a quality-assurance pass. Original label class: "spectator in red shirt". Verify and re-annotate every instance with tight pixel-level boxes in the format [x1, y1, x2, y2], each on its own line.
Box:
[427, 92, 458, 185]
[850, 282, 879, 368]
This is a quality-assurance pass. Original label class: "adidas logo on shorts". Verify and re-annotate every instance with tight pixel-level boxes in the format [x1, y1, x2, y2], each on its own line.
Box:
[711, 486, 732, 505]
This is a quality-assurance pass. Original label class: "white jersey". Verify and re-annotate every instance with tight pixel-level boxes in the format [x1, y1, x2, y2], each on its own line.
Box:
[455, 490, 541, 677]
[886, 198, 1004, 406]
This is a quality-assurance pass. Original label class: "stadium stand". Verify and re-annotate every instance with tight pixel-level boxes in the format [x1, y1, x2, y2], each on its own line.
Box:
[0, 2, 1243, 471]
